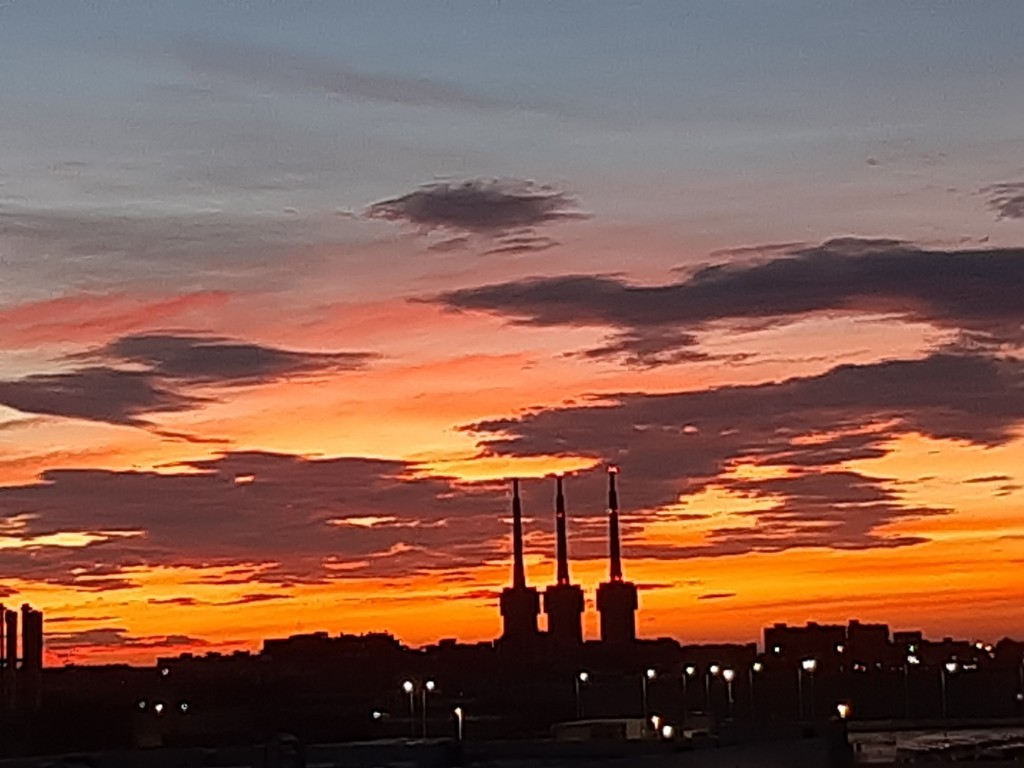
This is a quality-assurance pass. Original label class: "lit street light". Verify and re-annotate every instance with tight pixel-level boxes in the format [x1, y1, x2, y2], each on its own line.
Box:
[941, 661, 958, 719]
[402, 680, 416, 736]
[453, 706, 464, 741]
[706, 664, 721, 715]
[798, 659, 817, 720]
[681, 665, 697, 728]
[642, 668, 656, 724]
[903, 654, 920, 718]
[722, 669, 736, 717]
[575, 671, 590, 719]
[422, 680, 437, 737]
[750, 661, 763, 719]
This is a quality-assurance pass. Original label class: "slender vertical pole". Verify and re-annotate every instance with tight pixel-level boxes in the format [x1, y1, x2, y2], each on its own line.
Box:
[809, 673, 815, 719]
[797, 669, 804, 720]
[421, 689, 427, 738]
[555, 476, 569, 585]
[511, 478, 525, 589]
[941, 669, 948, 719]
[681, 674, 688, 730]
[408, 691, 416, 737]
[642, 675, 649, 723]
[903, 664, 910, 719]
[607, 467, 622, 581]
[749, 668, 756, 720]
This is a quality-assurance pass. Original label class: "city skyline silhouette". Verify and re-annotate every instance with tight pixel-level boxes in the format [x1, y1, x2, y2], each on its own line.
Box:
[0, 2, 1023, 679]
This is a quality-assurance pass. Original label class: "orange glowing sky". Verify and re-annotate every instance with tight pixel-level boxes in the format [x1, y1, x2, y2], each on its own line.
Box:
[2, 2, 1024, 666]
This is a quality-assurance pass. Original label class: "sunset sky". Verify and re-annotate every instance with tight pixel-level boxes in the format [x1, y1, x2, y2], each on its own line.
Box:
[2, 1, 1024, 665]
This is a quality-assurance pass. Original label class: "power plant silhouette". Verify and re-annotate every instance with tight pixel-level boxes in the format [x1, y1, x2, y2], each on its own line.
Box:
[499, 467, 637, 647]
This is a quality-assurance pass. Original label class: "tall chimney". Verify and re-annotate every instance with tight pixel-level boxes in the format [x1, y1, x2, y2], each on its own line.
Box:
[511, 478, 526, 589]
[608, 466, 622, 581]
[555, 475, 569, 585]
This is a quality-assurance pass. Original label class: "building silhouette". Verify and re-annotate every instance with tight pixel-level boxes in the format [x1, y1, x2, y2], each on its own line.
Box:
[595, 467, 638, 644]
[542, 476, 584, 647]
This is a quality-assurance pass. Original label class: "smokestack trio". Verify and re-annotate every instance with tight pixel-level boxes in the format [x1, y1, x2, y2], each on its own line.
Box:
[500, 468, 637, 646]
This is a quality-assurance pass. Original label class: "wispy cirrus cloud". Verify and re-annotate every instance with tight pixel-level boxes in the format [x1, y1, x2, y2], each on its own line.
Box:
[985, 182, 1024, 220]
[434, 239, 1024, 365]
[174, 40, 513, 112]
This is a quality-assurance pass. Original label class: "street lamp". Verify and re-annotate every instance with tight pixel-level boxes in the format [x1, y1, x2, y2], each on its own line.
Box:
[422, 680, 437, 737]
[575, 671, 590, 719]
[750, 661, 763, 719]
[642, 668, 656, 724]
[903, 655, 920, 719]
[941, 661, 958, 719]
[681, 665, 697, 728]
[722, 669, 736, 717]
[706, 664, 721, 715]
[453, 706, 464, 741]
[401, 680, 416, 736]
[798, 659, 817, 720]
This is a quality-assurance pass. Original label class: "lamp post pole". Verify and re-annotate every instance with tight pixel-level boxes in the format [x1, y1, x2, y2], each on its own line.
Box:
[575, 671, 589, 719]
[706, 665, 721, 717]
[453, 707, 464, 742]
[642, 668, 656, 724]
[799, 659, 817, 720]
[903, 655, 920, 719]
[941, 662, 958, 719]
[422, 680, 437, 737]
[722, 669, 736, 718]
[681, 665, 696, 730]
[402, 681, 416, 737]
[750, 662, 763, 720]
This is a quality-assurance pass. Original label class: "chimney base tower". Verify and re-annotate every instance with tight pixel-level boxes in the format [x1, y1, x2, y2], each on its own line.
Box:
[596, 466, 638, 645]
[498, 479, 540, 645]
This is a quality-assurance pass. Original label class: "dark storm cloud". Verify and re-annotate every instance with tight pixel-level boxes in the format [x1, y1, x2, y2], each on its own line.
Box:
[45, 627, 208, 650]
[147, 593, 289, 607]
[0, 334, 373, 427]
[220, 592, 290, 606]
[92, 333, 374, 385]
[0, 367, 201, 426]
[0, 452, 511, 592]
[434, 239, 1024, 364]
[577, 329, 716, 368]
[465, 351, 1024, 556]
[985, 182, 1024, 220]
[148, 597, 200, 607]
[368, 179, 584, 234]
[366, 179, 587, 254]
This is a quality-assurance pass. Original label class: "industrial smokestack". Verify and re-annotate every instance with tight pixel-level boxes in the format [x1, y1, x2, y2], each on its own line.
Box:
[607, 466, 623, 581]
[555, 475, 570, 585]
[511, 478, 526, 589]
